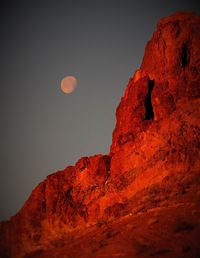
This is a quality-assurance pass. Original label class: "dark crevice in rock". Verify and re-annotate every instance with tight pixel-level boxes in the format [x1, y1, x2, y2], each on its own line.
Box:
[144, 80, 154, 120]
[65, 188, 74, 208]
[181, 42, 190, 67]
[104, 156, 111, 183]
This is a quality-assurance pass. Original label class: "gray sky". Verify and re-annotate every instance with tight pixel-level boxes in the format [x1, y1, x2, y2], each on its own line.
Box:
[1, 0, 199, 220]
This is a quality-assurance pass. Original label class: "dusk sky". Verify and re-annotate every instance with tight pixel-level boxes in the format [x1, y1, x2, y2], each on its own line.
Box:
[1, 0, 199, 220]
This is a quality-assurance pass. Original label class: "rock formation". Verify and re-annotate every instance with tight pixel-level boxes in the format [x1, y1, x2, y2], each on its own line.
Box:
[1, 12, 200, 258]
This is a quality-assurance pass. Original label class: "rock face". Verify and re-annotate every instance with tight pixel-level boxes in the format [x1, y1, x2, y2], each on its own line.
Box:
[1, 12, 200, 258]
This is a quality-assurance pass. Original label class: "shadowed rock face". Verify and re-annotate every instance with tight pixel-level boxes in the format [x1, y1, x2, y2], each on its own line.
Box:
[1, 12, 200, 258]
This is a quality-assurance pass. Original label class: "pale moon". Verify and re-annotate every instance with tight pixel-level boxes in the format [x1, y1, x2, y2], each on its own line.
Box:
[60, 76, 77, 94]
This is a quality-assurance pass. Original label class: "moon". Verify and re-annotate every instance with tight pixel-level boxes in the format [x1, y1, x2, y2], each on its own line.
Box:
[60, 76, 77, 94]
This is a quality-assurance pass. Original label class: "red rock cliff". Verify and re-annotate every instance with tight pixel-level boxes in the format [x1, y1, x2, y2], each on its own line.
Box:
[111, 12, 200, 153]
[1, 12, 200, 258]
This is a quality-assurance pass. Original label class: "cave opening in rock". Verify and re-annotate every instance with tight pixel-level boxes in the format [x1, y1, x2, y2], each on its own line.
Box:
[144, 80, 154, 120]
[181, 42, 190, 67]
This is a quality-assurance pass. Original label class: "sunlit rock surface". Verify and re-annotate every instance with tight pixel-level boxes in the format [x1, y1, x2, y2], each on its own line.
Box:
[1, 12, 200, 258]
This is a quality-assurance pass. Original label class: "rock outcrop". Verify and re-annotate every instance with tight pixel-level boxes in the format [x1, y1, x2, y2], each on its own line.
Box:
[1, 12, 200, 258]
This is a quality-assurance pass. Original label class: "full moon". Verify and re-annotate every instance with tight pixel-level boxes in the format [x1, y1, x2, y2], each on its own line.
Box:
[60, 76, 77, 94]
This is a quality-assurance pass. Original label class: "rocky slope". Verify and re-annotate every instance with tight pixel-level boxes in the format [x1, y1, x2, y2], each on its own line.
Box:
[1, 12, 200, 258]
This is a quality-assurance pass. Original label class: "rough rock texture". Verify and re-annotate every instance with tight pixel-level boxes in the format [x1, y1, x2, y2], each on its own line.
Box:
[1, 12, 200, 258]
